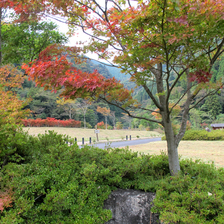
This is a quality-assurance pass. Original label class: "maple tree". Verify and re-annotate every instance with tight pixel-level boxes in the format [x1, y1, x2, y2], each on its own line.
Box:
[13, 0, 224, 175]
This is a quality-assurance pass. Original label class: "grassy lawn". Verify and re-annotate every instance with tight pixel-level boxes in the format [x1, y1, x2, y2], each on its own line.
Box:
[125, 140, 224, 168]
[23, 127, 224, 168]
[23, 127, 161, 142]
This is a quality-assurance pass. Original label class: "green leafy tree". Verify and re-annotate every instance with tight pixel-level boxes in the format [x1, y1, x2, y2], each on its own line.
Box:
[189, 108, 202, 129]
[26, 88, 59, 119]
[204, 95, 222, 120]
[211, 55, 224, 83]
[85, 109, 98, 128]
[1, 21, 67, 65]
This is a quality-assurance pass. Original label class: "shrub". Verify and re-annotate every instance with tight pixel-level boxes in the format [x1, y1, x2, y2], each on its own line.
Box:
[182, 129, 224, 140]
[1, 145, 112, 223]
[86, 122, 92, 129]
[116, 122, 123, 129]
[1, 131, 224, 223]
[152, 159, 224, 223]
[162, 129, 224, 140]
[97, 121, 105, 129]
[107, 125, 113, 130]
[0, 123, 34, 167]
[0, 127, 76, 168]
[22, 118, 81, 128]
[1, 134, 170, 223]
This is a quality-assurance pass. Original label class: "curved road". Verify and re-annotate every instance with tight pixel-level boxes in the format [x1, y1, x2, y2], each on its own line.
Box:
[80, 137, 161, 149]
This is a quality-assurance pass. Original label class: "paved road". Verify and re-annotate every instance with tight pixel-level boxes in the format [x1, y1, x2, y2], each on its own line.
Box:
[80, 137, 161, 149]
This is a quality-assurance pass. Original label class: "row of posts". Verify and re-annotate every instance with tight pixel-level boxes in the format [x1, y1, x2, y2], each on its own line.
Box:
[67, 135, 132, 145]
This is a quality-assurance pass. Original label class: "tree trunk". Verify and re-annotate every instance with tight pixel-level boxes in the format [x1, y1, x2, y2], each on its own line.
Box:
[105, 116, 107, 129]
[163, 118, 180, 175]
[69, 106, 72, 119]
[84, 114, 86, 129]
[155, 63, 180, 175]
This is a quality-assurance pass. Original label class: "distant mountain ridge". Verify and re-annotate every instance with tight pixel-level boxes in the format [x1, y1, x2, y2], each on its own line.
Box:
[89, 59, 130, 81]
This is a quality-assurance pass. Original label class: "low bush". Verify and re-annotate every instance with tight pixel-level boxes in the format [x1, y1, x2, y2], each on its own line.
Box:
[1, 131, 224, 223]
[0, 127, 76, 168]
[107, 125, 113, 130]
[162, 129, 224, 140]
[22, 118, 81, 128]
[153, 160, 224, 223]
[0, 131, 170, 223]
[0, 123, 33, 167]
[97, 121, 105, 129]
[182, 129, 224, 140]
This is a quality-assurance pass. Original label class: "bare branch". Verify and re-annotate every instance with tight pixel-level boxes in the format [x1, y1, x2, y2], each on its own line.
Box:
[99, 96, 163, 125]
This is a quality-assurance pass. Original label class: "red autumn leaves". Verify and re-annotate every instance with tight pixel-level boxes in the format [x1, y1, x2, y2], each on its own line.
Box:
[22, 44, 135, 107]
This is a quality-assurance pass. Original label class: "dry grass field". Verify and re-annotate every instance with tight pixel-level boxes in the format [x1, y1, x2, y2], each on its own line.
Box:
[126, 140, 224, 168]
[23, 127, 224, 168]
[23, 127, 161, 142]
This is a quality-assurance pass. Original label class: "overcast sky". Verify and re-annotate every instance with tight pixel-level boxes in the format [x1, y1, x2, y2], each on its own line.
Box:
[52, 0, 137, 62]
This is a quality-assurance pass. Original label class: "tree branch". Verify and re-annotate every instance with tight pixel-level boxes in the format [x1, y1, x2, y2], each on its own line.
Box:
[99, 96, 163, 125]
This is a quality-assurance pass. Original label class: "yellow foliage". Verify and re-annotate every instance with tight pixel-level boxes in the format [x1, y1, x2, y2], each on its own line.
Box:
[0, 65, 30, 124]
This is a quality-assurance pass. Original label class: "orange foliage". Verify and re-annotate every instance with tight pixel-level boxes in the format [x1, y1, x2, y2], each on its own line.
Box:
[0, 65, 30, 124]
[96, 106, 110, 116]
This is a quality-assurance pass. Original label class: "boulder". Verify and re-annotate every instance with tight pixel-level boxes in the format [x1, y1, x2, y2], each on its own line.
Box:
[104, 189, 161, 224]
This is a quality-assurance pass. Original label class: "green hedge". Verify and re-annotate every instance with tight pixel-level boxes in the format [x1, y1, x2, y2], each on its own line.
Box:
[182, 129, 224, 140]
[162, 129, 224, 141]
[1, 130, 224, 223]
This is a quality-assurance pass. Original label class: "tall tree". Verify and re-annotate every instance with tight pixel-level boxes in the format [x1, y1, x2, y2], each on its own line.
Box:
[20, 0, 224, 175]
[96, 106, 110, 129]
[76, 99, 91, 129]
[56, 97, 76, 119]
[1, 21, 67, 65]
[204, 95, 222, 120]
[109, 111, 116, 129]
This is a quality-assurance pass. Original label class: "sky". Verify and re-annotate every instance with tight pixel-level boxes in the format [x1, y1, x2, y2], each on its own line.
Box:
[57, 21, 105, 62]
[51, 0, 138, 63]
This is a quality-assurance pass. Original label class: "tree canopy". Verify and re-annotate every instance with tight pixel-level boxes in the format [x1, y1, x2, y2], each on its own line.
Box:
[1, 21, 68, 65]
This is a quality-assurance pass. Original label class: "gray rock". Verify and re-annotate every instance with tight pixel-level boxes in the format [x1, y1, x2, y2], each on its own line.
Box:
[104, 189, 161, 224]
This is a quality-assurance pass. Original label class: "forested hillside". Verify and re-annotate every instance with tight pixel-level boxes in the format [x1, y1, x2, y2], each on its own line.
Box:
[90, 60, 130, 81]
